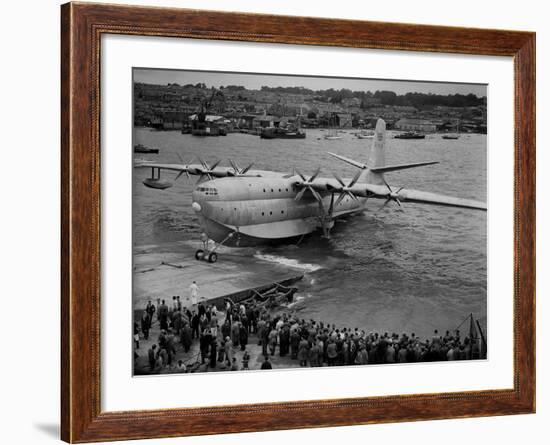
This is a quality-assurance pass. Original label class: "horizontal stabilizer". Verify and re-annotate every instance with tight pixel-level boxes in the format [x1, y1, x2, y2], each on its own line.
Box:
[370, 161, 439, 174]
[327, 152, 367, 170]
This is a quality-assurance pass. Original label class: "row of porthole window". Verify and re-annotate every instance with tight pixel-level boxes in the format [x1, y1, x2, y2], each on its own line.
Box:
[262, 188, 290, 193]
[218, 208, 286, 217]
[247, 183, 292, 194]
[260, 210, 286, 216]
[219, 196, 350, 215]
[219, 208, 286, 214]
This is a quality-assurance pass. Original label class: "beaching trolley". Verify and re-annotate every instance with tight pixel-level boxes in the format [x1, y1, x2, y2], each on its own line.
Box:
[194, 231, 237, 263]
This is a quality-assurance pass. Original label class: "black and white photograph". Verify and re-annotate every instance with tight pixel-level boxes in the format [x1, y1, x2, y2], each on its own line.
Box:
[132, 68, 487, 375]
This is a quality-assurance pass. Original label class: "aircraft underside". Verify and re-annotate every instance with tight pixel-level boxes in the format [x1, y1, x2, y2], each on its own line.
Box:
[198, 204, 361, 247]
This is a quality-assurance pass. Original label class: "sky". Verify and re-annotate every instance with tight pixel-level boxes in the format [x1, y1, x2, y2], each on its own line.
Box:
[134, 68, 487, 97]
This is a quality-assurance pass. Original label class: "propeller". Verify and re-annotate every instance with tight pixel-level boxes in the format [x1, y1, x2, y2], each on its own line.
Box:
[174, 169, 190, 181]
[195, 157, 224, 180]
[282, 168, 296, 179]
[228, 159, 254, 176]
[174, 153, 190, 181]
[378, 178, 405, 211]
[293, 168, 325, 208]
[330, 170, 362, 207]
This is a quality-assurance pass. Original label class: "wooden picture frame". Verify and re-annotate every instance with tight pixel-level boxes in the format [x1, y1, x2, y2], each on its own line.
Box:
[61, 2, 535, 442]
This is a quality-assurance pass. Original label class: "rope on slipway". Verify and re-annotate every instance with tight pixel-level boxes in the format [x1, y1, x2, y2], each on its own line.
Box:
[181, 350, 202, 366]
[454, 313, 473, 332]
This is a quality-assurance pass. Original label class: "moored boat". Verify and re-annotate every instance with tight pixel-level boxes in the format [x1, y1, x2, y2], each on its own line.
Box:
[442, 119, 460, 140]
[260, 126, 306, 139]
[324, 128, 342, 140]
[356, 130, 375, 139]
[134, 144, 159, 154]
[394, 131, 425, 139]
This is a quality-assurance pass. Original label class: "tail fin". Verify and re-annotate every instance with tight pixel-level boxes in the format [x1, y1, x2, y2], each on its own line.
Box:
[368, 119, 386, 168]
[365, 119, 387, 184]
[328, 118, 438, 186]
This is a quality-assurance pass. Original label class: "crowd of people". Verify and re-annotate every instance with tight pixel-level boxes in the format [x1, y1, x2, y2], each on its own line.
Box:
[134, 286, 485, 374]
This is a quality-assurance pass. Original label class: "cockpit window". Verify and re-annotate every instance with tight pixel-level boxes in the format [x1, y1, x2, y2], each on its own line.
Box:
[197, 186, 218, 195]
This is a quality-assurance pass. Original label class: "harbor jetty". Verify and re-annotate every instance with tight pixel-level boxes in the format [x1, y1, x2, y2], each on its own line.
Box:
[133, 241, 304, 311]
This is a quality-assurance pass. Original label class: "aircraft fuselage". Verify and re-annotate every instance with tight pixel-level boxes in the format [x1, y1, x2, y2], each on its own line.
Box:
[191, 173, 365, 246]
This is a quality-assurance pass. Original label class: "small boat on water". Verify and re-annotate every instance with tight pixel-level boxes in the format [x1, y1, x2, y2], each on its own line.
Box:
[356, 130, 375, 139]
[394, 131, 426, 140]
[260, 126, 306, 139]
[442, 120, 460, 140]
[134, 144, 159, 154]
[324, 128, 342, 140]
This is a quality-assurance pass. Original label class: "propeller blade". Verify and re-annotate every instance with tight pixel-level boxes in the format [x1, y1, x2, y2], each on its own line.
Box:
[228, 159, 239, 173]
[196, 156, 208, 170]
[382, 177, 393, 194]
[295, 188, 307, 201]
[335, 193, 346, 207]
[378, 198, 391, 212]
[332, 172, 345, 187]
[210, 159, 221, 170]
[295, 168, 307, 182]
[396, 186, 404, 194]
[349, 170, 363, 188]
[241, 163, 253, 174]
[348, 191, 359, 201]
[309, 186, 324, 204]
[282, 168, 296, 179]
[175, 153, 186, 164]
[309, 167, 321, 183]
[175, 170, 186, 181]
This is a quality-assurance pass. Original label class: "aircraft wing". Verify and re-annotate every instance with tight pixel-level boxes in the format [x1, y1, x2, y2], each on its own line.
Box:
[398, 189, 486, 210]
[133, 161, 242, 178]
[134, 161, 187, 172]
[364, 184, 486, 210]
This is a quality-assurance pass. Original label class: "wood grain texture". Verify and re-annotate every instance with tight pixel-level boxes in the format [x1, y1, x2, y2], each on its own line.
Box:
[60, 2, 536, 442]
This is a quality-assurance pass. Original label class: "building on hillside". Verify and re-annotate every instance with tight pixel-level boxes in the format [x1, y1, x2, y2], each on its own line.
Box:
[333, 113, 353, 128]
[255, 115, 287, 128]
[362, 97, 382, 106]
[392, 105, 417, 113]
[237, 115, 257, 130]
[341, 97, 362, 108]
[394, 118, 437, 133]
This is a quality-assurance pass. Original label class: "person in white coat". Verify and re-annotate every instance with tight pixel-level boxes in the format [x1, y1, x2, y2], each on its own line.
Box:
[189, 281, 199, 306]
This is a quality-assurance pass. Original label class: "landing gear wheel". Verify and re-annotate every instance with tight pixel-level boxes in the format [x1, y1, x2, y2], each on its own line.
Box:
[195, 249, 204, 260]
[207, 252, 218, 263]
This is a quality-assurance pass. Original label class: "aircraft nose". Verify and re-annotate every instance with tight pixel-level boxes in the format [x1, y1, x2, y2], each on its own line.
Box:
[192, 202, 202, 213]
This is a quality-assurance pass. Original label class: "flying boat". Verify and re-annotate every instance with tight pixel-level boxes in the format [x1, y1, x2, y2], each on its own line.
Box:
[135, 119, 486, 262]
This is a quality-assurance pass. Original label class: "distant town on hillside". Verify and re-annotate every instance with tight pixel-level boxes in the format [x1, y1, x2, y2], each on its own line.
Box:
[134, 82, 487, 134]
